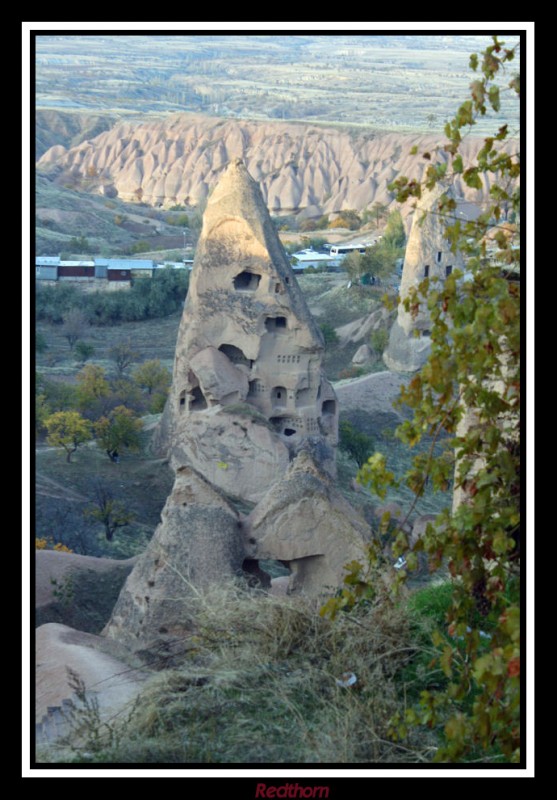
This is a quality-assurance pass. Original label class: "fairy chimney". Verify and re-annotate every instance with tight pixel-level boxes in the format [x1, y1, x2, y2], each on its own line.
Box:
[383, 184, 465, 373]
[155, 159, 338, 502]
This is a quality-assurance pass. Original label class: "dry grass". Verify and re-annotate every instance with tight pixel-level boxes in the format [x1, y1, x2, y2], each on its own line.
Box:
[55, 581, 437, 764]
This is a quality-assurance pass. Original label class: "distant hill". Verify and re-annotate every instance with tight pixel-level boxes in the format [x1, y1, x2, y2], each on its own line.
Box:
[38, 114, 512, 217]
[36, 109, 116, 160]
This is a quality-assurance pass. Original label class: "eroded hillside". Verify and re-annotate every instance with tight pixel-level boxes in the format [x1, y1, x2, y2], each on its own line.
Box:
[38, 114, 510, 215]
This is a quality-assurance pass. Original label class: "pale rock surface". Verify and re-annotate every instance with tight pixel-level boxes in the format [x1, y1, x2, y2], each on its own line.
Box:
[244, 452, 370, 595]
[155, 158, 338, 496]
[36, 623, 147, 741]
[37, 114, 502, 215]
[384, 184, 465, 373]
[336, 307, 394, 347]
[169, 407, 290, 504]
[103, 467, 244, 655]
[352, 344, 373, 365]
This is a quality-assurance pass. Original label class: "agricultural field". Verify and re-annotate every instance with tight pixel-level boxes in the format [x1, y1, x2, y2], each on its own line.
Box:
[35, 34, 519, 135]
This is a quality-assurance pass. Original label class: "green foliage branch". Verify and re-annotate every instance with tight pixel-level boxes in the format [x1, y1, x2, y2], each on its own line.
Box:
[323, 37, 521, 763]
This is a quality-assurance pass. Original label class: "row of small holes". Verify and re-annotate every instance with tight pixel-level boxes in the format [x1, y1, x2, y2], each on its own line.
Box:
[276, 355, 301, 364]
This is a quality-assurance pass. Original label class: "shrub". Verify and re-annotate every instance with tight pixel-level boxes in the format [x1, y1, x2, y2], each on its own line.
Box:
[319, 322, 340, 345]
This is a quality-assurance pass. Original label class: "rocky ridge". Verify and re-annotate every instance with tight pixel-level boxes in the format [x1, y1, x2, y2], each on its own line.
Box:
[37, 114, 505, 215]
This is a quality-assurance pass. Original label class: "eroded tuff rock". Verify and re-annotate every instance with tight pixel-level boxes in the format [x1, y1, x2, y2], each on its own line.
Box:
[37, 114, 505, 215]
[244, 452, 370, 595]
[383, 184, 465, 373]
[154, 158, 338, 501]
[103, 467, 244, 655]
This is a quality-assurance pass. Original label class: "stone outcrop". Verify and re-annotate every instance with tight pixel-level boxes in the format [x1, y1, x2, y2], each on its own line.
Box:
[383, 184, 465, 373]
[36, 623, 147, 744]
[37, 114, 504, 215]
[336, 307, 394, 347]
[35, 550, 136, 633]
[244, 452, 370, 595]
[155, 158, 338, 501]
[352, 344, 373, 365]
[103, 467, 244, 654]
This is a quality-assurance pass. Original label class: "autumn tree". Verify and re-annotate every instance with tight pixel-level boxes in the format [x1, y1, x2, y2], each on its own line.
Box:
[133, 359, 171, 412]
[45, 410, 92, 462]
[75, 364, 110, 413]
[133, 359, 171, 396]
[95, 405, 143, 461]
[324, 36, 521, 763]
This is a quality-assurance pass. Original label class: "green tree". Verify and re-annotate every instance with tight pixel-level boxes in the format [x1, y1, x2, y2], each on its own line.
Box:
[45, 410, 92, 462]
[339, 419, 375, 469]
[35, 394, 50, 435]
[319, 323, 340, 345]
[95, 405, 143, 461]
[369, 328, 389, 355]
[133, 359, 171, 397]
[69, 235, 90, 254]
[166, 213, 190, 227]
[326, 36, 521, 763]
[109, 339, 139, 378]
[382, 210, 406, 249]
[343, 240, 401, 283]
[365, 201, 388, 227]
[74, 341, 95, 364]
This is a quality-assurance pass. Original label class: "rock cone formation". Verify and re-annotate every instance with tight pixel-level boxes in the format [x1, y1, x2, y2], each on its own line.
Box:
[104, 161, 370, 656]
[383, 184, 465, 373]
[155, 158, 338, 501]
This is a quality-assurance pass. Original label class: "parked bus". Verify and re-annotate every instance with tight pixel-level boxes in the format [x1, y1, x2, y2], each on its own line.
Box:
[329, 244, 368, 258]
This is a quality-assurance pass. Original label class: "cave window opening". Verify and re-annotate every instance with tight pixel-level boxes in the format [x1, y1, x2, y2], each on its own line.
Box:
[265, 316, 287, 333]
[190, 386, 207, 412]
[285, 276, 290, 284]
[233, 271, 261, 291]
[179, 391, 186, 410]
[322, 399, 336, 416]
[284, 428, 296, 437]
[272, 386, 287, 407]
[424, 265, 430, 278]
[218, 343, 252, 368]
[436, 251, 442, 264]
[446, 265, 452, 277]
